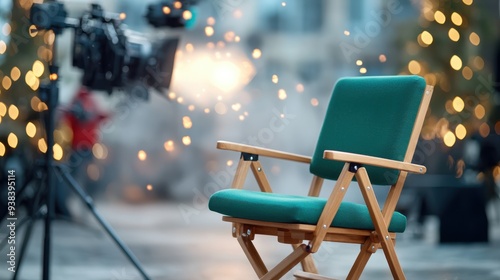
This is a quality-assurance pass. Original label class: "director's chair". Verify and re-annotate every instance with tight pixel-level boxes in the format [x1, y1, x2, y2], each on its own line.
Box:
[209, 75, 433, 279]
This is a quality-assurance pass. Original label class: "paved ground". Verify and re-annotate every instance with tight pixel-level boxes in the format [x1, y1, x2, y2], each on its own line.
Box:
[1, 201, 499, 280]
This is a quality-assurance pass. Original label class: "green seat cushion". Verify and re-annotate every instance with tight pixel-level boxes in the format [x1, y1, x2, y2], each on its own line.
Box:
[209, 189, 407, 233]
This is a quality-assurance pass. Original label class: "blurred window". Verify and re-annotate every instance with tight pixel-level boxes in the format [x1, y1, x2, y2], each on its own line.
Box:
[260, 0, 324, 33]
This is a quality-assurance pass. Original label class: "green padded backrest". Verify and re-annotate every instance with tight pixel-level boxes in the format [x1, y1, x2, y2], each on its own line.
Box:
[310, 75, 426, 185]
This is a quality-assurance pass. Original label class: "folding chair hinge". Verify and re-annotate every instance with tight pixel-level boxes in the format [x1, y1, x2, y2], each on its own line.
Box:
[348, 162, 362, 173]
[364, 242, 379, 253]
[242, 225, 256, 240]
[241, 152, 259, 161]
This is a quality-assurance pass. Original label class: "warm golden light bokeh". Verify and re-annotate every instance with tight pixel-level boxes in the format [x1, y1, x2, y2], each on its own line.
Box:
[421, 31, 433, 45]
[450, 55, 462, 70]
[278, 89, 287, 100]
[182, 116, 193, 129]
[408, 60, 421, 74]
[164, 140, 175, 152]
[26, 122, 36, 138]
[138, 150, 147, 161]
[7, 133, 18, 148]
[182, 136, 191, 146]
[452, 96, 465, 112]
[455, 124, 467, 140]
[443, 131, 456, 147]
[451, 12, 463, 26]
[434, 10, 446, 24]
[448, 28, 460, 42]
[469, 32, 480, 46]
[53, 143, 63, 160]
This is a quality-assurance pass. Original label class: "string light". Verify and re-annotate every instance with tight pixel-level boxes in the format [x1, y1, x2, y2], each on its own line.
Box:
[474, 104, 485, 119]
[434, 11, 446, 24]
[231, 103, 241, 111]
[0, 40, 7, 54]
[10, 67, 21, 81]
[278, 89, 287, 100]
[452, 96, 465, 112]
[0, 142, 5, 156]
[26, 122, 36, 138]
[8, 133, 18, 148]
[252, 49, 262, 59]
[472, 56, 484, 70]
[2, 76, 12, 90]
[455, 124, 467, 140]
[469, 32, 480, 46]
[448, 28, 460, 42]
[138, 150, 147, 161]
[296, 83, 304, 93]
[33, 60, 45, 77]
[164, 140, 175, 152]
[182, 116, 193, 129]
[408, 60, 421, 74]
[420, 31, 433, 45]
[53, 144, 63, 160]
[450, 55, 462, 70]
[443, 131, 456, 147]
[379, 54, 387, 62]
[38, 138, 47, 153]
[182, 136, 191, 146]
[462, 66, 473, 80]
[8, 105, 19, 120]
[451, 12, 463, 26]
[92, 143, 108, 159]
[205, 26, 214, 37]
[479, 123, 490, 138]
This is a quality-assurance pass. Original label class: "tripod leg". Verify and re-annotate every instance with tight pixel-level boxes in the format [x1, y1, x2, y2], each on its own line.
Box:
[11, 171, 48, 280]
[55, 165, 152, 280]
[13, 206, 46, 280]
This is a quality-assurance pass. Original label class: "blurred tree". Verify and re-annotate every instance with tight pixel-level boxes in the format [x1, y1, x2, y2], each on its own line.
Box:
[393, 0, 498, 175]
[0, 0, 52, 162]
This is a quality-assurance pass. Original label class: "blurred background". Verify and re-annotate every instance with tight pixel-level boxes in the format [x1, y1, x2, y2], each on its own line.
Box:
[0, 0, 500, 278]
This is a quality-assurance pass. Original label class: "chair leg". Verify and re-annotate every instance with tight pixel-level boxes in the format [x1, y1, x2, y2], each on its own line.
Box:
[237, 236, 268, 278]
[261, 244, 310, 280]
[293, 244, 318, 273]
[379, 238, 405, 279]
[356, 168, 406, 280]
[346, 240, 374, 280]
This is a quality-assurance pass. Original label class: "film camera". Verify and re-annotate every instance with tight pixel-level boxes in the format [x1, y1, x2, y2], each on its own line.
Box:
[30, 1, 197, 97]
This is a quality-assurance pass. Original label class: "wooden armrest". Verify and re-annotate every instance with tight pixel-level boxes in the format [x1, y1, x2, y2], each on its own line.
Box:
[217, 141, 311, 163]
[323, 150, 426, 174]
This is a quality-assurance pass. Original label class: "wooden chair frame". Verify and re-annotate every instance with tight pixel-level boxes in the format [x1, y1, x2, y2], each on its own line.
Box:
[216, 85, 434, 280]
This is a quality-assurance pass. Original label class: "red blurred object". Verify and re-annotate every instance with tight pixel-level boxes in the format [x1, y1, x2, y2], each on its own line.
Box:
[64, 87, 109, 149]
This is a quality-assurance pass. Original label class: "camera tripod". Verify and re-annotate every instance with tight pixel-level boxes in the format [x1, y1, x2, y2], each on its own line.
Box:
[8, 5, 152, 280]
